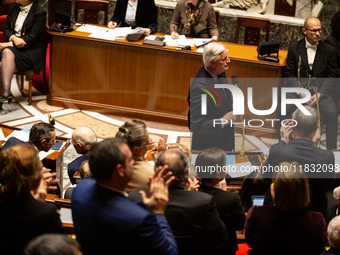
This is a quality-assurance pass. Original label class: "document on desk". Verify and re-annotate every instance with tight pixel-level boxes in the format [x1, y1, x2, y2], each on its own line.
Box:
[76, 24, 108, 34]
[0, 129, 5, 141]
[193, 38, 213, 47]
[164, 35, 194, 47]
[59, 207, 73, 224]
[5, 130, 29, 141]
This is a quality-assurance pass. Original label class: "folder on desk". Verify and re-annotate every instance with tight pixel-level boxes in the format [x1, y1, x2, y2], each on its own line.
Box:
[143, 39, 165, 47]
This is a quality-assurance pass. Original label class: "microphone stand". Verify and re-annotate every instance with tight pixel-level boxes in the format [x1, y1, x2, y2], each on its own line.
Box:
[231, 76, 246, 159]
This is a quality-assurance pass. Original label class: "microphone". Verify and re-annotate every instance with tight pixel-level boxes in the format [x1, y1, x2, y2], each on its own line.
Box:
[231, 75, 238, 86]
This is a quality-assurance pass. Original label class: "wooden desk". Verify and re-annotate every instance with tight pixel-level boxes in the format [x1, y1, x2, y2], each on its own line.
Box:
[48, 27, 287, 137]
[0, 124, 70, 197]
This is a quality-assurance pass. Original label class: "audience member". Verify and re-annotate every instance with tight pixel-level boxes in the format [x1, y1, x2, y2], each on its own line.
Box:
[116, 119, 155, 193]
[0, 0, 46, 104]
[71, 138, 178, 255]
[108, 0, 157, 35]
[3, 122, 56, 152]
[283, 16, 337, 150]
[0, 145, 64, 255]
[64, 160, 92, 199]
[23, 234, 82, 255]
[238, 171, 269, 212]
[262, 106, 335, 218]
[188, 42, 236, 151]
[68, 127, 97, 184]
[129, 149, 227, 255]
[246, 162, 328, 255]
[323, 216, 340, 255]
[170, 0, 218, 40]
[325, 10, 340, 100]
[196, 147, 246, 255]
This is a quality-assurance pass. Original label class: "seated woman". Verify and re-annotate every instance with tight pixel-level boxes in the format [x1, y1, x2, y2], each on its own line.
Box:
[170, 0, 218, 41]
[196, 148, 246, 255]
[0, 0, 46, 103]
[245, 162, 328, 255]
[115, 119, 155, 193]
[0, 145, 64, 255]
[107, 0, 158, 36]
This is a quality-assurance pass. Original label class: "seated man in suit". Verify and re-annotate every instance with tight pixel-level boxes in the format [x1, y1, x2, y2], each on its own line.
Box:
[129, 149, 227, 255]
[262, 106, 335, 218]
[3, 122, 55, 152]
[68, 127, 97, 184]
[188, 42, 236, 151]
[323, 216, 340, 255]
[71, 138, 178, 255]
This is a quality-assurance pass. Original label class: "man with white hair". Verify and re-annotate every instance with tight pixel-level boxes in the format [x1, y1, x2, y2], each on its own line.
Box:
[323, 216, 340, 254]
[68, 127, 97, 184]
[188, 42, 236, 151]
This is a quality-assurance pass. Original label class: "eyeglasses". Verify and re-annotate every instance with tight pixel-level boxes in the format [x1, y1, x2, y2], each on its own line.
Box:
[305, 28, 322, 34]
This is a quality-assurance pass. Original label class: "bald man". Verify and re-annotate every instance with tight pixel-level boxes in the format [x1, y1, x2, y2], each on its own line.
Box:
[323, 216, 340, 254]
[283, 16, 338, 150]
[68, 127, 97, 184]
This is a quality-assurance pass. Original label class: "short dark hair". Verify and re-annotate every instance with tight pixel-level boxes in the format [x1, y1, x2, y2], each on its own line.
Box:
[273, 162, 310, 211]
[331, 11, 340, 39]
[29, 123, 55, 147]
[195, 147, 226, 181]
[23, 234, 81, 255]
[155, 149, 189, 182]
[89, 138, 127, 181]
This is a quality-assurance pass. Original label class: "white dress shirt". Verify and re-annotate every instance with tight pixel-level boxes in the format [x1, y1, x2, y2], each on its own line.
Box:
[305, 38, 318, 71]
[9, 2, 33, 43]
[125, 0, 138, 27]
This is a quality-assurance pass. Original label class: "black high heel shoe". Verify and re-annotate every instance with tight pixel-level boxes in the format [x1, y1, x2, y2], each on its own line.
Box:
[0, 95, 13, 104]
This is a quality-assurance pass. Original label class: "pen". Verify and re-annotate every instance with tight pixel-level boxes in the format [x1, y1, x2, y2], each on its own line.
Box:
[173, 25, 176, 33]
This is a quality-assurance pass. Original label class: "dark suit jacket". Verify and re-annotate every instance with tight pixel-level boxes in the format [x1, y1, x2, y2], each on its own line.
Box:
[325, 35, 340, 78]
[323, 248, 340, 255]
[2, 137, 30, 151]
[72, 178, 178, 255]
[245, 206, 327, 255]
[188, 66, 234, 151]
[129, 185, 227, 255]
[3, 2, 46, 74]
[199, 185, 246, 255]
[262, 138, 335, 217]
[110, 0, 157, 33]
[0, 192, 65, 255]
[284, 38, 336, 98]
[67, 149, 90, 184]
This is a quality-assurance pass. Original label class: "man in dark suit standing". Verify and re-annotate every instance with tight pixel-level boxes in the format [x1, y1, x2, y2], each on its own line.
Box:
[68, 127, 97, 184]
[71, 138, 178, 255]
[263, 106, 335, 218]
[283, 16, 338, 150]
[188, 42, 236, 151]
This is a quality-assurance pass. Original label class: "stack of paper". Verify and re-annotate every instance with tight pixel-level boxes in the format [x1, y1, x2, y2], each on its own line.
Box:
[164, 35, 194, 47]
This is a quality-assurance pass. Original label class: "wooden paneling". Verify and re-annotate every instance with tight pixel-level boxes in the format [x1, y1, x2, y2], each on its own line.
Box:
[48, 28, 287, 136]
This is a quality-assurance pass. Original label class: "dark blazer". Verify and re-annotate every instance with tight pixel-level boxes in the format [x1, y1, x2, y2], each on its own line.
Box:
[0, 192, 65, 255]
[245, 206, 327, 255]
[262, 139, 335, 217]
[2, 137, 30, 151]
[325, 35, 340, 77]
[188, 66, 234, 151]
[3, 2, 46, 74]
[110, 0, 157, 33]
[323, 248, 340, 255]
[71, 178, 178, 255]
[67, 149, 90, 184]
[129, 185, 227, 255]
[284, 39, 336, 98]
[199, 185, 246, 255]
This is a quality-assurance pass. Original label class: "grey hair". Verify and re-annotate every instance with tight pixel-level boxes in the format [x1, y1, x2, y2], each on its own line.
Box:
[328, 216, 340, 249]
[74, 127, 97, 148]
[292, 106, 318, 138]
[203, 42, 226, 67]
[155, 149, 190, 182]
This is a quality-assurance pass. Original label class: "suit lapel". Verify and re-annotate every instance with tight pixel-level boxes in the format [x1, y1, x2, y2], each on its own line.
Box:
[312, 42, 325, 77]
[297, 40, 309, 77]
[11, 4, 20, 28]
[21, 3, 37, 35]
